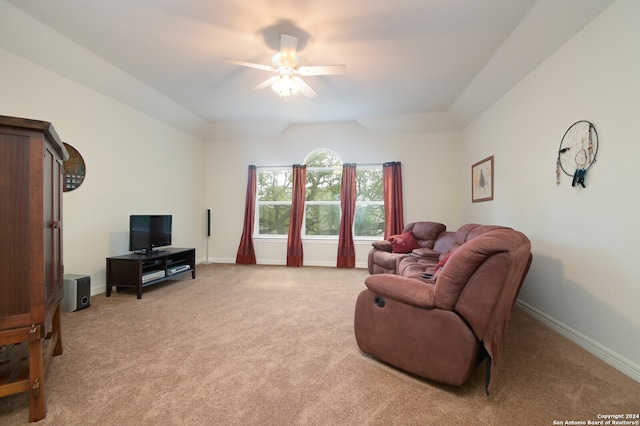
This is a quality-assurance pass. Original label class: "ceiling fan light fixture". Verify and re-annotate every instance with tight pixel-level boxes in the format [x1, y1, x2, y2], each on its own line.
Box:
[227, 34, 342, 99]
[271, 74, 300, 98]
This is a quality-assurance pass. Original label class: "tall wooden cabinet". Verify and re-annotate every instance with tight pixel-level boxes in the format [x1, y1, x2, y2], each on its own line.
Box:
[0, 115, 69, 422]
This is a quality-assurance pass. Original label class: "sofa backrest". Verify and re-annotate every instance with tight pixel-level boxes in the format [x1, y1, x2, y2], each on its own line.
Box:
[431, 223, 481, 258]
[466, 224, 510, 241]
[454, 223, 482, 245]
[403, 221, 446, 249]
[431, 224, 511, 259]
[432, 231, 456, 254]
[433, 228, 531, 338]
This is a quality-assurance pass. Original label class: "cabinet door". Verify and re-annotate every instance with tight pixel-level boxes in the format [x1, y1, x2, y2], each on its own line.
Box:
[43, 144, 64, 310]
[0, 132, 32, 329]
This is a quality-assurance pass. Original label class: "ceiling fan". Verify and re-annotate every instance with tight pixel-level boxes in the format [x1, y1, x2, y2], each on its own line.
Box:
[225, 34, 346, 99]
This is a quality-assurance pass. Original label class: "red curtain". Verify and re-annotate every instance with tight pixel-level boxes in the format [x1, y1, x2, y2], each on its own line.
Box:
[287, 164, 306, 266]
[337, 163, 356, 268]
[235, 165, 257, 264]
[383, 161, 404, 239]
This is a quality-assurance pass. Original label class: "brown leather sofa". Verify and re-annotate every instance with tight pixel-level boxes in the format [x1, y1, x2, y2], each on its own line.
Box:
[356, 224, 532, 393]
[368, 222, 511, 279]
[367, 221, 447, 275]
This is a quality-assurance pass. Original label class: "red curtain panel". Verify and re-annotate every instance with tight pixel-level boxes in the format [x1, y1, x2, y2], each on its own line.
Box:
[235, 165, 257, 264]
[337, 163, 356, 268]
[287, 164, 306, 266]
[383, 161, 404, 239]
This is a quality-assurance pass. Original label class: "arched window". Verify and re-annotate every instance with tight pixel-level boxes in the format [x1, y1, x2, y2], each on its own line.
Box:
[254, 149, 384, 239]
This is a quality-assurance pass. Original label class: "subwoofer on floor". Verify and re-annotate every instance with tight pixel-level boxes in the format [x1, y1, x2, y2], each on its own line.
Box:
[62, 274, 91, 312]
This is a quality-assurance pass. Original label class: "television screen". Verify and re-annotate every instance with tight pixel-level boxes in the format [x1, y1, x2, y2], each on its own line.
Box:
[129, 215, 172, 253]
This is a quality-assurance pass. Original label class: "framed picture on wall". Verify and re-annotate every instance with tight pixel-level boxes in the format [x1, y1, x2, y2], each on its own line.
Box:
[471, 155, 494, 202]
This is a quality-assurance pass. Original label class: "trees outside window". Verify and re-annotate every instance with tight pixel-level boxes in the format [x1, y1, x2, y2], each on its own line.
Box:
[256, 168, 292, 236]
[304, 150, 342, 237]
[355, 167, 384, 238]
[255, 150, 384, 239]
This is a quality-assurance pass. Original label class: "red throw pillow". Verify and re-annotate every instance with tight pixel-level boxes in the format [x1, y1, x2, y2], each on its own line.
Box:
[388, 232, 418, 253]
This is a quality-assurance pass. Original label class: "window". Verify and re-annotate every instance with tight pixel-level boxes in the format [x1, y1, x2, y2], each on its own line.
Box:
[354, 166, 384, 238]
[304, 149, 342, 237]
[255, 149, 384, 239]
[256, 168, 292, 236]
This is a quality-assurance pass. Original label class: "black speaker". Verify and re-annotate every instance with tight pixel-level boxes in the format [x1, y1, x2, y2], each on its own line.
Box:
[206, 209, 211, 237]
[62, 274, 91, 312]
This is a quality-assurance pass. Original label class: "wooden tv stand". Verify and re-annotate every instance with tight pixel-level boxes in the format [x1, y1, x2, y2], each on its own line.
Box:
[106, 247, 196, 299]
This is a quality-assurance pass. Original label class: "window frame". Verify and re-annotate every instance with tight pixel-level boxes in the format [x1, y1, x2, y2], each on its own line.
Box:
[253, 153, 384, 241]
[353, 164, 385, 240]
[303, 149, 343, 239]
[254, 166, 293, 239]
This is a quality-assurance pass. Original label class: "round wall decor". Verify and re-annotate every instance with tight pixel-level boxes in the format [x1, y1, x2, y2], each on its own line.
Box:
[556, 120, 598, 188]
[63, 143, 86, 192]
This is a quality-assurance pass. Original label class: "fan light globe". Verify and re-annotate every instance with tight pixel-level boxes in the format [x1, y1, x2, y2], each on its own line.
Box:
[271, 74, 300, 97]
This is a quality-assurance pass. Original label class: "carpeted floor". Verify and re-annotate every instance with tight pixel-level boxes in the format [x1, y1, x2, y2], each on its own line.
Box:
[1, 264, 638, 425]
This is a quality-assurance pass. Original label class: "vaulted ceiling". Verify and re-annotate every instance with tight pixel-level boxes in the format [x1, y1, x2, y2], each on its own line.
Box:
[1, 0, 613, 138]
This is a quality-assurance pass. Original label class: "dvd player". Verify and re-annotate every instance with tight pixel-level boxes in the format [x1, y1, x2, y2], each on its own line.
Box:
[167, 265, 190, 276]
[142, 270, 165, 283]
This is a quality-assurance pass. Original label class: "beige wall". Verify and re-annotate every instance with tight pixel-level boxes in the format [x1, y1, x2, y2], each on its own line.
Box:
[0, 48, 207, 292]
[204, 123, 461, 267]
[460, 0, 640, 378]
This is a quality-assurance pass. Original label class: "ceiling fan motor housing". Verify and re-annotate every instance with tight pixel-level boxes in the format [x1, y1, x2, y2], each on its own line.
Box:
[271, 52, 301, 70]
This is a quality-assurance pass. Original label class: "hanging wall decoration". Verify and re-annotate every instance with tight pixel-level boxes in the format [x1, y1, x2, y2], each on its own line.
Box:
[556, 120, 598, 188]
[472, 155, 494, 202]
[63, 143, 86, 192]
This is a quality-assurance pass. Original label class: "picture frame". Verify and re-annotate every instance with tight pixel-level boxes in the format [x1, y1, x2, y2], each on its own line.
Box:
[471, 155, 494, 203]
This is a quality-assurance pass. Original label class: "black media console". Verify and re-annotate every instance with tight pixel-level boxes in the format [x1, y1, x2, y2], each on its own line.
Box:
[106, 247, 196, 299]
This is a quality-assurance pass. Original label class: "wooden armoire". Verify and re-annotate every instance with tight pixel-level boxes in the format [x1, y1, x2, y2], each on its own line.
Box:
[0, 115, 69, 422]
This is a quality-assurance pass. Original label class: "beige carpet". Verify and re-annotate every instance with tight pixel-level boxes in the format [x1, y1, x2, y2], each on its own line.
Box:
[1, 264, 638, 425]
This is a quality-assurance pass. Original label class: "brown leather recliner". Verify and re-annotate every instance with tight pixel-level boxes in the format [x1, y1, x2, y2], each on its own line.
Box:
[354, 228, 532, 394]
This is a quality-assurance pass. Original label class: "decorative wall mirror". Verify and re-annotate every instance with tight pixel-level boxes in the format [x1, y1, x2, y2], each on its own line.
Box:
[63, 143, 86, 192]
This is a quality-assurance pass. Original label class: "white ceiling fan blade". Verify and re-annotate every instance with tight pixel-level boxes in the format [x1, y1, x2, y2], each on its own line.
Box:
[224, 58, 274, 72]
[280, 34, 298, 67]
[252, 76, 280, 91]
[297, 64, 347, 76]
[292, 77, 317, 98]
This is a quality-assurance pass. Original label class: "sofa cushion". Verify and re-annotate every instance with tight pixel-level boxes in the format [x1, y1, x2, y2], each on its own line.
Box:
[388, 233, 418, 253]
[411, 247, 441, 258]
[397, 255, 439, 280]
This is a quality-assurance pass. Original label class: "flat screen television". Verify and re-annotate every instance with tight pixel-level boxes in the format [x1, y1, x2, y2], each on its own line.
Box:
[129, 215, 172, 254]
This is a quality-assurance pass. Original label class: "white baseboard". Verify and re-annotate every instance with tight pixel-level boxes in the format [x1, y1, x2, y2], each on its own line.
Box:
[91, 284, 105, 296]
[516, 300, 640, 384]
[207, 257, 369, 269]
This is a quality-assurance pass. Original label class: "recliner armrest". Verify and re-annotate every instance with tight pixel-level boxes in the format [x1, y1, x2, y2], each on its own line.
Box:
[364, 274, 436, 309]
